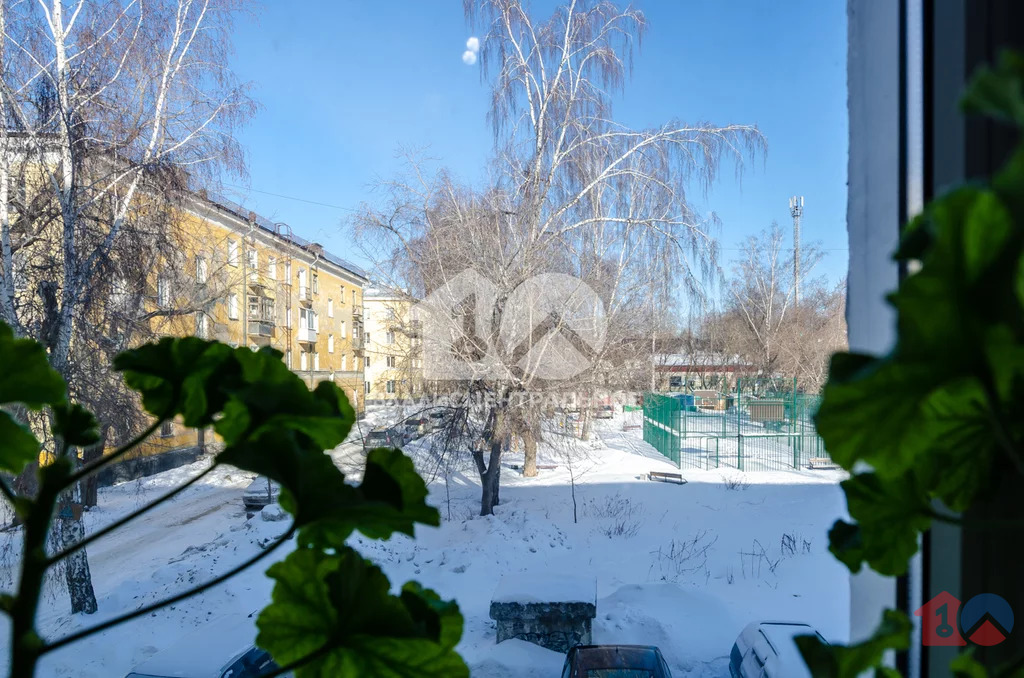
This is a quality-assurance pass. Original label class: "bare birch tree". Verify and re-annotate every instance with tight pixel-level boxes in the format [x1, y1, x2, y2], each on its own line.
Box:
[717, 221, 844, 392]
[0, 0, 253, 613]
[357, 0, 761, 515]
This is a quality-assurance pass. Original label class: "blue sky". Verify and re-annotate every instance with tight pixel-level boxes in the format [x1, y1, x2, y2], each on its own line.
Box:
[225, 0, 848, 290]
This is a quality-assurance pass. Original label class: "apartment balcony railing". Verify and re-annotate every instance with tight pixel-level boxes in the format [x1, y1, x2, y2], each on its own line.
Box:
[247, 320, 274, 338]
[298, 326, 317, 343]
[298, 285, 312, 303]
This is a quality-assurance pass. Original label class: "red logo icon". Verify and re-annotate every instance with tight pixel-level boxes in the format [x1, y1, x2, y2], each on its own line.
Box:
[915, 592, 1014, 646]
[915, 591, 966, 646]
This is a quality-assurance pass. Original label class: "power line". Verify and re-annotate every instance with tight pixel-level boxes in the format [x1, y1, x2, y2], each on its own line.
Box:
[222, 183, 359, 213]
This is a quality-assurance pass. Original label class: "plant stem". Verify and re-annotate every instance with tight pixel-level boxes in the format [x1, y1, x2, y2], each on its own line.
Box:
[40, 524, 295, 655]
[62, 419, 165, 489]
[8, 465, 66, 677]
[46, 463, 218, 566]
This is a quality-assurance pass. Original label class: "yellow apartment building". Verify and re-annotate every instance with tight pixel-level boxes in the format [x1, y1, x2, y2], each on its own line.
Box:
[134, 194, 369, 465]
[362, 288, 423, 404]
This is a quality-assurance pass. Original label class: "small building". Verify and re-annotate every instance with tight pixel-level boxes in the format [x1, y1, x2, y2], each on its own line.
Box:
[653, 353, 757, 392]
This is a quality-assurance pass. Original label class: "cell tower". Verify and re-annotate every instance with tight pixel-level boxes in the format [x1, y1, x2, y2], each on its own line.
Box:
[789, 196, 804, 306]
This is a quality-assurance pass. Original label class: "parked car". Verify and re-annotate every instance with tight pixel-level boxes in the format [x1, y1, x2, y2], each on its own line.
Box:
[364, 427, 401, 448]
[595, 404, 615, 419]
[561, 645, 672, 678]
[242, 477, 279, 511]
[404, 417, 428, 438]
[428, 411, 447, 428]
[125, 613, 290, 677]
[728, 621, 826, 678]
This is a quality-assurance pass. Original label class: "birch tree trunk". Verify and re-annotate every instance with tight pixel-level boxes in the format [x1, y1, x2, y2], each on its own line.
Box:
[522, 429, 538, 478]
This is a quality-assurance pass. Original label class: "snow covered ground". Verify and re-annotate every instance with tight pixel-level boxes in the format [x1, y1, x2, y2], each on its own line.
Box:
[0, 412, 850, 677]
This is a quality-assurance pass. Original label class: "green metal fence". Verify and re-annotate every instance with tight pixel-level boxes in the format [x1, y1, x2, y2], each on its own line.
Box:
[641, 384, 832, 472]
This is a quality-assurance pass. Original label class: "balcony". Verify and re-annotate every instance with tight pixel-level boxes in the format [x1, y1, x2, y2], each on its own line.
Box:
[298, 286, 312, 304]
[248, 271, 275, 295]
[247, 320, 274, 341]
[352, 306, 363, 320]
[297, 326, 317, 344]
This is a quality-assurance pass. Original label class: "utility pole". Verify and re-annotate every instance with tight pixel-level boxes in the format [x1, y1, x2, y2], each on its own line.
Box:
[789, 196, 804, 307]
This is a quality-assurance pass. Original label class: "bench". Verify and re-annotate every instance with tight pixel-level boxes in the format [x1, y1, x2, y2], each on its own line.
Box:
[508, 463, 558, 472]
[808, 457, 840, 470]
[648, 471, 687, 485]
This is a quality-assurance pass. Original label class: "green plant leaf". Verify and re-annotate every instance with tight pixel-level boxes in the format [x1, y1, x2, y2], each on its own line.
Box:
[951, 652, 989, 678]
[0, 322, 65, 408]
[963, 192, 1014, 283]
[51, 403, 100, 447]
[831, 473, 932, 575]
[795, 609, 911, 678]
[0, 411, 41, 474]
[815, 358, 941, 475]
[258, 548, 467, 678]
[962, 50, 1024, 125]
[114, 337, 237, 424]
[341, 447, 440, 539]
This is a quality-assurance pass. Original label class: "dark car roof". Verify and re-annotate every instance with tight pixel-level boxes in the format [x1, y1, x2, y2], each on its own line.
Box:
[568, 645, 665, 670]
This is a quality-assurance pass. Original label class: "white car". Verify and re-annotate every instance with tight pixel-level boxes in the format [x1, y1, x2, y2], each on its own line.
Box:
[242, 477, 279, 511]
[125, 612, 290, 677]
[728, 621, 827, 678]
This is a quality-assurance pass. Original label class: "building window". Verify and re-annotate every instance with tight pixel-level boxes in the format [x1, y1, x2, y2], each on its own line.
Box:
[312, 273, 319, 294]
[340, 320, 346, 338]
[298, 269, 307, 296]
[314, 352, 320, 371]
[300, 351, 308, 371]
[386, 380, 395, 394]
[247, 248, 257, 271]
[365, 332, 371, 345]
[328, 298, 334, 317]
[268, 256, 276, 279]
[286, 261, 292, 281]
[386, 331, 395, 344]
[160, 420, 174, 438]
[228, 293, 239, 320]
[365, 356, 370, 367]
[228, 239, 239, 266]
[328, 334, 335, 353]
[352, 290, 356, 306]
[196, 256, 207, 284]
[340, 285, 345, 303]
[387, 355, 396, 368]
[365, 381, 371, 394]
[157, 277, 170, 307]
[341, 354, 347, 370]
[195, 313, 208, 339]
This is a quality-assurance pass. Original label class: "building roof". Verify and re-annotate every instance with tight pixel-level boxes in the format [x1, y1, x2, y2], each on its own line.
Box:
[202, 193, 369, 281]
